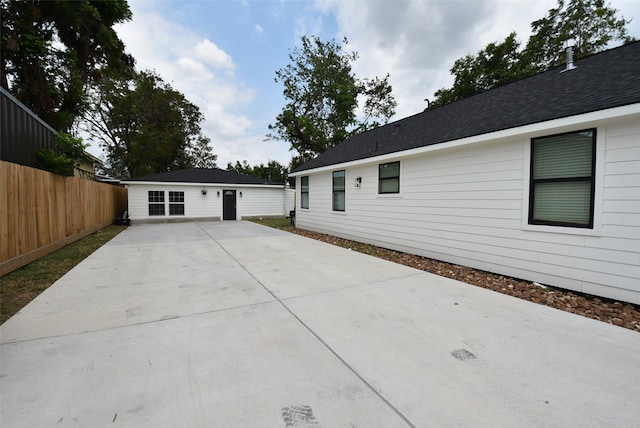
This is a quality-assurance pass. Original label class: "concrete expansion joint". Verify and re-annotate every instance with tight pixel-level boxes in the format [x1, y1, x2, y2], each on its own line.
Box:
[194, 223, 418, 428]
[0, 300, 280, 346]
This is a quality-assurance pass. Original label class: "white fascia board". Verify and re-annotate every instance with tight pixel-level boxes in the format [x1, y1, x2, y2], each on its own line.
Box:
[289, 103, 640, 176]
[121, 180, 284, 189]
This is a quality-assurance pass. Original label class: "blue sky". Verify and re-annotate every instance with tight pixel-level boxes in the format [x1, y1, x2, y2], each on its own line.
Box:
[87, 0, 640, 168]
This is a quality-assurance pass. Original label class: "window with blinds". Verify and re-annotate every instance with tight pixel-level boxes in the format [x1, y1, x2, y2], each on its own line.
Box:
[332, 170, 345, 211]
[379, 161, 400, 194]
[529, 129, 595, 228]
[301, 176, 309, 209]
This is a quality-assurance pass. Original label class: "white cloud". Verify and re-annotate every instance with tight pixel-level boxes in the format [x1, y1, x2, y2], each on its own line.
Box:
[194, 39, 235, 70]
[176, 57, 215, 82]
[255, 24, 264, 34]
[111, 3, 265, 167]
[315, 0, 560, 119]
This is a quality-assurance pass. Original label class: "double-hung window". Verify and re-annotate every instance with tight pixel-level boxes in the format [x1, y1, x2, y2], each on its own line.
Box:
[300, 176, 309, 209]
[379, 161, 400, 194]
[332, 170, 345, 211]
[148, 191, 165, 216]
[529, 129, 596, 228]
[169, 191, 185, 215]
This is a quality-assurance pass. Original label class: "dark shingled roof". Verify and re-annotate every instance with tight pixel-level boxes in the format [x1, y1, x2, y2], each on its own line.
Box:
[294, 41, 640, 173]
[125, 168, 280, 185]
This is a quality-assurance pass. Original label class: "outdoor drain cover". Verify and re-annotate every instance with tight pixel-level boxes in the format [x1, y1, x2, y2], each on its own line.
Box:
[451, 349, 477, 361]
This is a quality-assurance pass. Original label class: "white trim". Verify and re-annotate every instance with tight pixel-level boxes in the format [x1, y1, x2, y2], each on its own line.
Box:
[289, 103, 640, 177]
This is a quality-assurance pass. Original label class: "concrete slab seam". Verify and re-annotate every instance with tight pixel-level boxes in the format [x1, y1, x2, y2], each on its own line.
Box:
[195, 222, 418, 428]
[279, 271, 427, 302]
[0, 299, 278, 346]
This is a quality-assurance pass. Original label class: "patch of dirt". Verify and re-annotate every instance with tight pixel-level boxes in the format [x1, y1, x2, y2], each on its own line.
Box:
[284, 227, 640, 332]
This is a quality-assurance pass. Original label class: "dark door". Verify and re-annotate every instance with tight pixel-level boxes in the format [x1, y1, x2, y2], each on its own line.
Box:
[222, 190, 236, 220]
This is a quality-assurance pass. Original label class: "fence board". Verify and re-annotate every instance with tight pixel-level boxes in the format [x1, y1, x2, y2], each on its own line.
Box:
[0, 161, 128, 275]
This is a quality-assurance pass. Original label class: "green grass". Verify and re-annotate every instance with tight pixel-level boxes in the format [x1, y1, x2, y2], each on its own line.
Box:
[249, 217, 293, 229]
[0, 225, 127, 324]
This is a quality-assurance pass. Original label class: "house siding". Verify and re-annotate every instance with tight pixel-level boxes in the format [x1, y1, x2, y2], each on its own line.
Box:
[295, 118, 640, 304]
[127, 183, 290, 221]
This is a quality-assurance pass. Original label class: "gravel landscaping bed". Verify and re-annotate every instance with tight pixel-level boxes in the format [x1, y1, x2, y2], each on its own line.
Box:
[284, 227, 640, 332]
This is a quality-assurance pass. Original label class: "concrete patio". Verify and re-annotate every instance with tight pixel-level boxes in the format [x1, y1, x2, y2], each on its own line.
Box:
[1, 221, 639, 427]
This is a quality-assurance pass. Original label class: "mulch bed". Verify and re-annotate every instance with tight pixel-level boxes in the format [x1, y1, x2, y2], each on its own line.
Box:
[283, 227, 640, 332]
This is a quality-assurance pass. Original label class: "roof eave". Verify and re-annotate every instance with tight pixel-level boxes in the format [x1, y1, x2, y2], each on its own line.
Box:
[121, 180, 284, 188]
[289, 103, 640, 177]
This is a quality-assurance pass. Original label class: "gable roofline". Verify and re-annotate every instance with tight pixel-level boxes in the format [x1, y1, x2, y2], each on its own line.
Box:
[292, 41, 640, 174]
[122, 167, 284, 186]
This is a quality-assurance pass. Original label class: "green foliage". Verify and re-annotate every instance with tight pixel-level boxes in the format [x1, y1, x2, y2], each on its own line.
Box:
[226, 159, 289, 184]
[269, 36, 397, 158]
[432, 0, 632, 107]
[85, 70, 217, 178]
[432, 33, 536, 107]
[524, 0, 633, 68]
[36, 133, 88, 176]
[0, 0, 133, 131]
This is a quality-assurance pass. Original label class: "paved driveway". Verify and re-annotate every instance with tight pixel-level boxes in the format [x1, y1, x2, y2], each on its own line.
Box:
[1, 221, 639, 427]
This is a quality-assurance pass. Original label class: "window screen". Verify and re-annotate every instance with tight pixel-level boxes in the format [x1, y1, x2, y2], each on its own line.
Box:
[332, 170, 345, 211]
[169, 191, 185, 216]
[379, 161, 400, 194]
[529, 129, 595, 228]
[148, 191, 165, 216]
[301, 176, 309, 209]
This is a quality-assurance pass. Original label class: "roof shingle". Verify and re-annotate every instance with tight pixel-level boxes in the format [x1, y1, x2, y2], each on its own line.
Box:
[294, 41, 640, 173]
[125, 168, 279, 185]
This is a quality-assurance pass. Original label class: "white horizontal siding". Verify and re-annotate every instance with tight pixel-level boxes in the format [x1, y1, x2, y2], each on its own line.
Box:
[127, 183, 287, 221]
[237, 187, 287, 218]
[296, 115, 640, 304]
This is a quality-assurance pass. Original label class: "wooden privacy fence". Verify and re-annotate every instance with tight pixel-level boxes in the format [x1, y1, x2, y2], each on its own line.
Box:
[0, 161, 128, 275]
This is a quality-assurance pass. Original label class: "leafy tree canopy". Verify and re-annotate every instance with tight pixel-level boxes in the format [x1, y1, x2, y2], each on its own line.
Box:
[226, 159, 289, 184]
[269, 35, 397, 159]
[431, 0, 633, 107]
[1, 0, 134, 132]
[36, 133, 88, 176]
[84, 70, 217, 179]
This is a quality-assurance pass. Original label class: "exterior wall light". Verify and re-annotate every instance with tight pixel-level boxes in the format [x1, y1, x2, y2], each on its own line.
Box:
[201, 189, 208, 195]
[355, 177, 362, 187]
[217, 190, 220, 197]
[239, 191, 243, 197]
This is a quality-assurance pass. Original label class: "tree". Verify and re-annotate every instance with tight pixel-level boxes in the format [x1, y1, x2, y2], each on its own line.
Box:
[84, 71, 217, 178]
[432, 33, 536, 107]
[269, 36, 397, 159]
[432, 0, 632, 106]
[524, 0, 633, 69]
[226, 159, 289, 184]
[0, 0, 134, 131]
[36, 133, 89, 176]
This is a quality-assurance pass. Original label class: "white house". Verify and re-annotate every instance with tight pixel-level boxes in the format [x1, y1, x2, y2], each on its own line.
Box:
[290, 42, 640, 305]
[123, 168, 295, 222]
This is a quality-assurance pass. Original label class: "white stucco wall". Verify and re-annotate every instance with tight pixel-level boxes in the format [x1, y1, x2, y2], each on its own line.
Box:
[125, 182, 289, 221]
[293, 110, 640, 304]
